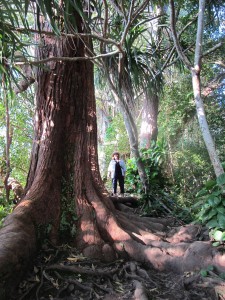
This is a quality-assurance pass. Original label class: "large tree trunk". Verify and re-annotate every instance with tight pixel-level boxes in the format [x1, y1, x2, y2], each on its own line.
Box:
[1, 6, 225, 300]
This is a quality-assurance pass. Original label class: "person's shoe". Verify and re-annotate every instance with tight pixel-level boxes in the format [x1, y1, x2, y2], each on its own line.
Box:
[113, 193, 118, 197]
[119, 193, 124, 197]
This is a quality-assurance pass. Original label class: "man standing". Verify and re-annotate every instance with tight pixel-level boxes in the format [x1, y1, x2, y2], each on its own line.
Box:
[107, 152, 126, 197]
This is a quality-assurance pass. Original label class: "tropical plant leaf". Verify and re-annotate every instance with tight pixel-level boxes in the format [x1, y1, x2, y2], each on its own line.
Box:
[216, 206, 225, 214]
[217, 173, 225, 186]
[196, 189, 208, 197]
[212, 241, 220, 247]
[213, 230, 223, 241]
[204, 179, 216, 190]
[206, 265, 214, 271]
[200, 269, 208, 277]
[201, 208, 217, 222]
[206, 218, 219, 229]
[214, 196, 222, 205]
[24, 0, 30, 17]
[217, 214, 225, 229]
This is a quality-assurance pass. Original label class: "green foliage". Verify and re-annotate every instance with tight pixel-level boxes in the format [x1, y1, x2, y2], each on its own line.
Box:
[200, 265, 215, 277]
[204, 96, 225, 163]
[158, 71, 224, 209]
[104, 113, 129, 170]
[210, 229, 225, 247]
[195, 173, 225, 244]
[10, 93, 33, 183]
[171, 141, 214, 200]
[60, 209, 77, 239]
[200, 265, 225, 281]
[0, 192, 13, 228]
[140, 141, 166, 183]
[126, 141, 166, 194]
[0, 203, 13, 228]
[60, 176, 77, 241]
[125, 157, 141, 193]
[134, 185, 194, 224]
[0, 1, 33, 90]
[158, 73, 195, 140]
[0, 90, 33, 186]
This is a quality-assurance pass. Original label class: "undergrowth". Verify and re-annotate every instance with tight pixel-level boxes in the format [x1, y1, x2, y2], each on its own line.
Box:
[0, 194, 14, 228]
[195, 172, 225, 246]
[125, 143, 194, 223]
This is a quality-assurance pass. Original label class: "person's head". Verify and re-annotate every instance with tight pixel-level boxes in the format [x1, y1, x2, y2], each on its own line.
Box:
[112, 152, 120, 160]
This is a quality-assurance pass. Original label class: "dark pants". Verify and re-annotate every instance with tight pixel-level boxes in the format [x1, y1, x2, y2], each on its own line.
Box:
[112, 176, 124, 194]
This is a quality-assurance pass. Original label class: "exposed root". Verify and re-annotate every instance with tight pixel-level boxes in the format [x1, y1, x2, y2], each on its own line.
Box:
[46, 263, 119, 276]
[110, 195, 139, 207]
[10, 242, 218, 300]
[133, 281, 149, 300]
[1, 192, 225, 299]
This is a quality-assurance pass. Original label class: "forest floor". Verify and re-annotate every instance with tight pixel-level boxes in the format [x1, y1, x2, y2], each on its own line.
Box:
[10, 201, 225, 300]
[11, 244, 222, 300]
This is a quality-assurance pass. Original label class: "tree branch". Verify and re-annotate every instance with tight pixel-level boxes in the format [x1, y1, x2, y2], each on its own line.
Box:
[180, 14, 198, 35]
[214, 60, 225, 69]
[120, 0, 135, 45]
[169, 0, 192, 69]
[164, 43, 195, 69]
[107, 0, 124, 17]
[102, 0, 109, 40]
[159, 13, 197, 73]
[202, 72, 225, 97]
[13, 26, 120, 48]
[14, 65, 35, 94]
[118, 0, 150, 88]
[194, 0, 206, 71]
[14, 50, 120, 66]
[131, 0, 150, 24]
[202, 42, 223, 58]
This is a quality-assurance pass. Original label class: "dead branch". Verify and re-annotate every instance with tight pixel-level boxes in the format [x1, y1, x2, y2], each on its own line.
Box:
[46, 264, 118, 276]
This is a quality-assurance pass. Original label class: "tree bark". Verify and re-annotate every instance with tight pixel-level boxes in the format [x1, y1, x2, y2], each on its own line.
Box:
[192, 70, 224, 177]
[140, 92, 159, 148]
[0, 13, 112, 296]
[139, 3, 165, 149]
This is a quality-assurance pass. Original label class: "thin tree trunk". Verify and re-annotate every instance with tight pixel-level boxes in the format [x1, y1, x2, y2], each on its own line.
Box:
[169, 0, 224, 179]
[110, 87, 150, 194]
[122, 108, 149, 193]
[192, 71, 224, 177]
[3, 78, 13, 201]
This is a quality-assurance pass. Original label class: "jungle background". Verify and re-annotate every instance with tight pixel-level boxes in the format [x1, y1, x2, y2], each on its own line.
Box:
[0, 0, 225, 299]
